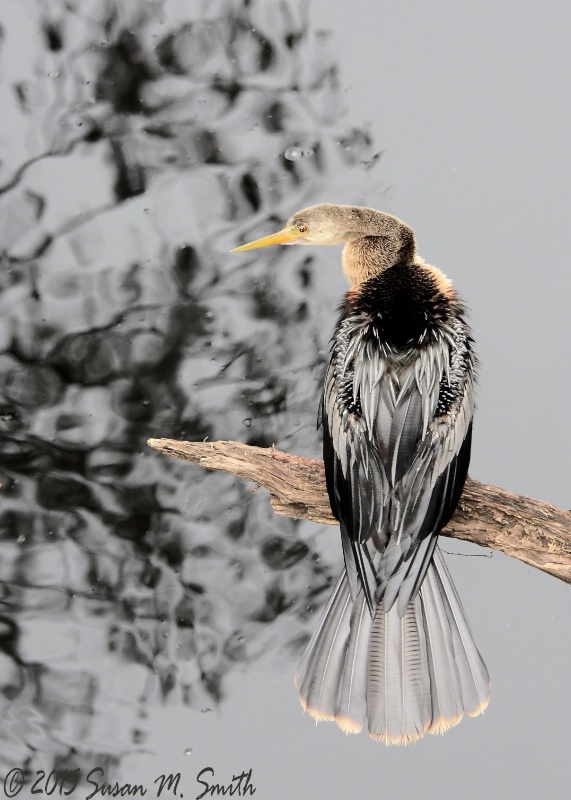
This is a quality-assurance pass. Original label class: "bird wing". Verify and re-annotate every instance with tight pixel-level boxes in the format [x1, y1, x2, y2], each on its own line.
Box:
[322, 335, 474, 617]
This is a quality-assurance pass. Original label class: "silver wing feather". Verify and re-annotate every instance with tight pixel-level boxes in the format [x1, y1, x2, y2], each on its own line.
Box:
[322, 321, 475, 617]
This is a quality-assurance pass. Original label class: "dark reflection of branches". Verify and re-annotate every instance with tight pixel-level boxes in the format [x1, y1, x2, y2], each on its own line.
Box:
[0, 0, 384, 782]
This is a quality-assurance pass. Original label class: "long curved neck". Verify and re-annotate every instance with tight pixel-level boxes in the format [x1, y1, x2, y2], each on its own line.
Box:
[338, 210, 416, 287]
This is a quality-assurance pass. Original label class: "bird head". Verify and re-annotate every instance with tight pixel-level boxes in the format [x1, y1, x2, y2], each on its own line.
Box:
[231, 204, 355, 252]
[232, 204, 417, 285]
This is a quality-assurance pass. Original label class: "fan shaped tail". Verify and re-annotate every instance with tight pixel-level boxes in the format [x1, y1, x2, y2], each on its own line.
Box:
[296, 548, 490, 744]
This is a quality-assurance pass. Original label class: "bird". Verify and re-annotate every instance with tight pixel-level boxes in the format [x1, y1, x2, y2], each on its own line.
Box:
[232, 203, 490, 744]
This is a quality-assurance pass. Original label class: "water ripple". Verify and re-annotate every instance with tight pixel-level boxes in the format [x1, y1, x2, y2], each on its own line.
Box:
[0, 0, 384, 780]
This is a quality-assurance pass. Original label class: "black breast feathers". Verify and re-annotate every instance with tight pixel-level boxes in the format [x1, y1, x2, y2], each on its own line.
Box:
[345, 262, 456, 349]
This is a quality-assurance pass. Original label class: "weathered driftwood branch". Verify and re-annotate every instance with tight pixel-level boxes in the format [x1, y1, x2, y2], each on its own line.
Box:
[148, 438, 571, 585]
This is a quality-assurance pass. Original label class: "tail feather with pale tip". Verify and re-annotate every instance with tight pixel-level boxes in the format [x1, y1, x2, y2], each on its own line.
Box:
[295, 546, 490, 745]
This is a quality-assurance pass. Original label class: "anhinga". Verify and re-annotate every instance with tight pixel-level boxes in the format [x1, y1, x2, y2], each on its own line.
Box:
[233, 203, 490, 744]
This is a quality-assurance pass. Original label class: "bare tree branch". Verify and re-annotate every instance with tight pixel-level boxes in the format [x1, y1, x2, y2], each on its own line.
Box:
[148, 438, 571, 585]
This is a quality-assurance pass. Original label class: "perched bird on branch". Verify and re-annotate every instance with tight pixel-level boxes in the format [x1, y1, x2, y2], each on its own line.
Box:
[233, 203, 490, 744]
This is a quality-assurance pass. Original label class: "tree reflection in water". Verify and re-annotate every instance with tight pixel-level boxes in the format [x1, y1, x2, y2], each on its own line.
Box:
[0, 0, 383, 781]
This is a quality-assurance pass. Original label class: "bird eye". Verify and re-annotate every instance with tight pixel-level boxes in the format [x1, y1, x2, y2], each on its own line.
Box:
[297, 224, 308, 234]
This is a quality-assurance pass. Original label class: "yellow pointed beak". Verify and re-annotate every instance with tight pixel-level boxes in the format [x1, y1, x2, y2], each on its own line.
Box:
[231, 225, 301, 252]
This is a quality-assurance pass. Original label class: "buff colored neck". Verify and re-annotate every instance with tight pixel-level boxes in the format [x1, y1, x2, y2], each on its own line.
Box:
[342, 228, 416, 287]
